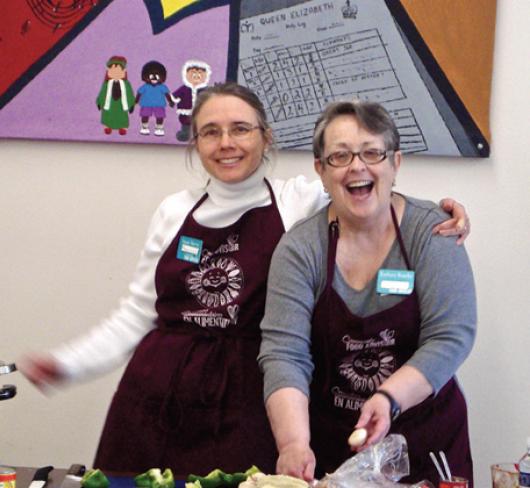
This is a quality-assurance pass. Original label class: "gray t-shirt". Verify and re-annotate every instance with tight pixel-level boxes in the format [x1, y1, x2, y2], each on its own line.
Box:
[258, 195, 477, 400]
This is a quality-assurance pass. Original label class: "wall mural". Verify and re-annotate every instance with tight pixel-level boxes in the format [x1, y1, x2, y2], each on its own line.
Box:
[0, 0, 496, 157]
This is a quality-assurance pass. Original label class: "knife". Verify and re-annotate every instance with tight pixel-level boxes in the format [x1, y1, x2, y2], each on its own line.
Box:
[29, 466, 54, 488]
[59, 464, 86, 488]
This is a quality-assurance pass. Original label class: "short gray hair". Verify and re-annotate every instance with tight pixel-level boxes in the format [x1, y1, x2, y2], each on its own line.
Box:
[312, 100, 400, 161]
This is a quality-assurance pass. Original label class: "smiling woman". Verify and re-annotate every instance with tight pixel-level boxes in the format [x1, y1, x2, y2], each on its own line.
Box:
[259, 100, 477, 484]
[18, 82, 328, 475]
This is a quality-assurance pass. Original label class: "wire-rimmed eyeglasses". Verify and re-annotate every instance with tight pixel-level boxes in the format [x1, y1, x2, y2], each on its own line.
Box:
[325, 149, 394, 167]
[195, 123, 263, 142]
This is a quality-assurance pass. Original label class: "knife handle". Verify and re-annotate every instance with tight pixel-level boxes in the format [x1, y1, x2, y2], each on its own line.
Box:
[34, 466, 54, 481]
[66, 465, 86, 477]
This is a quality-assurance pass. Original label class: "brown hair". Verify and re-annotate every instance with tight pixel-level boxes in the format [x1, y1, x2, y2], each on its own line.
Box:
[190, 82, 271, 138]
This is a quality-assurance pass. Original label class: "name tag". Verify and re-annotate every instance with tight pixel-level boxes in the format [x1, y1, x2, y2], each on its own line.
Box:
[177, 236, 203, 263]
[376, 269, 415, 295]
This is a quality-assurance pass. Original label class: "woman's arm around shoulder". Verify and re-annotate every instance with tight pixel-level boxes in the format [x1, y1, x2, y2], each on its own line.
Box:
[271, 176, 329, 231]
[399, 198, 477, 392]
[433, 197, 471, 245]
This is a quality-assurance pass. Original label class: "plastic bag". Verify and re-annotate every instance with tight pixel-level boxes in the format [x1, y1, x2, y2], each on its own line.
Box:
[315, 434, 434, 488]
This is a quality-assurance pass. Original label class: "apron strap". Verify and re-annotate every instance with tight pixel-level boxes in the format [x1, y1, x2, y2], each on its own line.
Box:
[326, 220, 339, 290]
[191, 191, 209, 213]
[257, 177, 285, 229]
[319, 219, 339, 395]
[263, 178, 278, 208]
[390, 204, 412, 270]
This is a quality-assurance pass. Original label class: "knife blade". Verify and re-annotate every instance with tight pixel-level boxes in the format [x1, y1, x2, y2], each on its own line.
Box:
[29, 466, 54, 488]
[59, 464, 86, 488]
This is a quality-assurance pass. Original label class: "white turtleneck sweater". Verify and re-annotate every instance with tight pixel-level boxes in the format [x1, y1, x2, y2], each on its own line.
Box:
[52, 166, 327, 381]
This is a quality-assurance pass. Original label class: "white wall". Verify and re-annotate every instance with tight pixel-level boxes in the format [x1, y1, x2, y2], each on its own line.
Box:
[1, 3, 529, 487]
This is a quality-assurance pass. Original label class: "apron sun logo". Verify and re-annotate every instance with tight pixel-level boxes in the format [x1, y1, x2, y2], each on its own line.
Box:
[339, 349, 395, 393]
[186, 256, 244, 308]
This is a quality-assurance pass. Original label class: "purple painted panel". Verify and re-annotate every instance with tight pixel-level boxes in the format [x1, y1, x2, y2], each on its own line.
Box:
[0, 0, 229, 145]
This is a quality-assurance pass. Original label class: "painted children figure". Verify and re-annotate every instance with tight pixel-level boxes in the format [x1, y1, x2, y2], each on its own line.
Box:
[136, 61, 174, 136]
[96, 56, 135, 135]
[172, 60, 211, 141]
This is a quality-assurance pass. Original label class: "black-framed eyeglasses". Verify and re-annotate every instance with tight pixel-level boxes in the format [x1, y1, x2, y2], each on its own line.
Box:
[325, 149, 393, 167]
[195, 123, 263, 142]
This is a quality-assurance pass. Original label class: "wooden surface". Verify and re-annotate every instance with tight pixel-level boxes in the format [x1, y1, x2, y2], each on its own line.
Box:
[401, 0, 497, 142]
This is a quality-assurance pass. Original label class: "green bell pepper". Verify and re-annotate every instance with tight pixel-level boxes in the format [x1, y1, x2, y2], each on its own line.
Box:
[134, 468, 175, 488]
[81, 469, 110, 488]
[187, 466, 261, 488]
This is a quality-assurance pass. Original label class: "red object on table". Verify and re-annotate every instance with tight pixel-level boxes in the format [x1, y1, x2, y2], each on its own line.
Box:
[439, 477, 468, 488]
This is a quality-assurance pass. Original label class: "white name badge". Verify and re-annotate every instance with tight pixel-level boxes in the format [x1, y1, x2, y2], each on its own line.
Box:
[376, 269, 415, 295]
[177, 236, 203, 264]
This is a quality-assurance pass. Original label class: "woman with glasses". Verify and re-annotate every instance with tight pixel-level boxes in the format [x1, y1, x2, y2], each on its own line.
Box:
[19, 84, 469, 476]
[259, 100, 476, 485]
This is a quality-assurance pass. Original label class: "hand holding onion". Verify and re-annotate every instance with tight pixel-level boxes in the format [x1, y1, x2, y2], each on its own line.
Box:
[347, 428, 368, 448]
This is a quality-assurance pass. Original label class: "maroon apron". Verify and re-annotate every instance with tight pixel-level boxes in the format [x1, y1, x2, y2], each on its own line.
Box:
[309, 207, 473, 486]
[94, 180, 284, 475]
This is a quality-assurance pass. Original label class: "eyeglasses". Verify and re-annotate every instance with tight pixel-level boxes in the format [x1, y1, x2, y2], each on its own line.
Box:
[325, 149, 393, 167]
[195, 123, 263, 142]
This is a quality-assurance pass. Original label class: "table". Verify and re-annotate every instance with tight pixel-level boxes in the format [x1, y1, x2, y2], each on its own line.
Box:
[11, 468, 185, 488]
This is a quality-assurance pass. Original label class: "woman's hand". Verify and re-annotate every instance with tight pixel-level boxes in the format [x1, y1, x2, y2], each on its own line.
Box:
[266, 388, 314, 481]
[352, 393, 392, 451]
[17, 354, 64, 390]
[433, 198, 470, 245]
[353, 367, 433, 451]
[276, 441, 316, 481]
